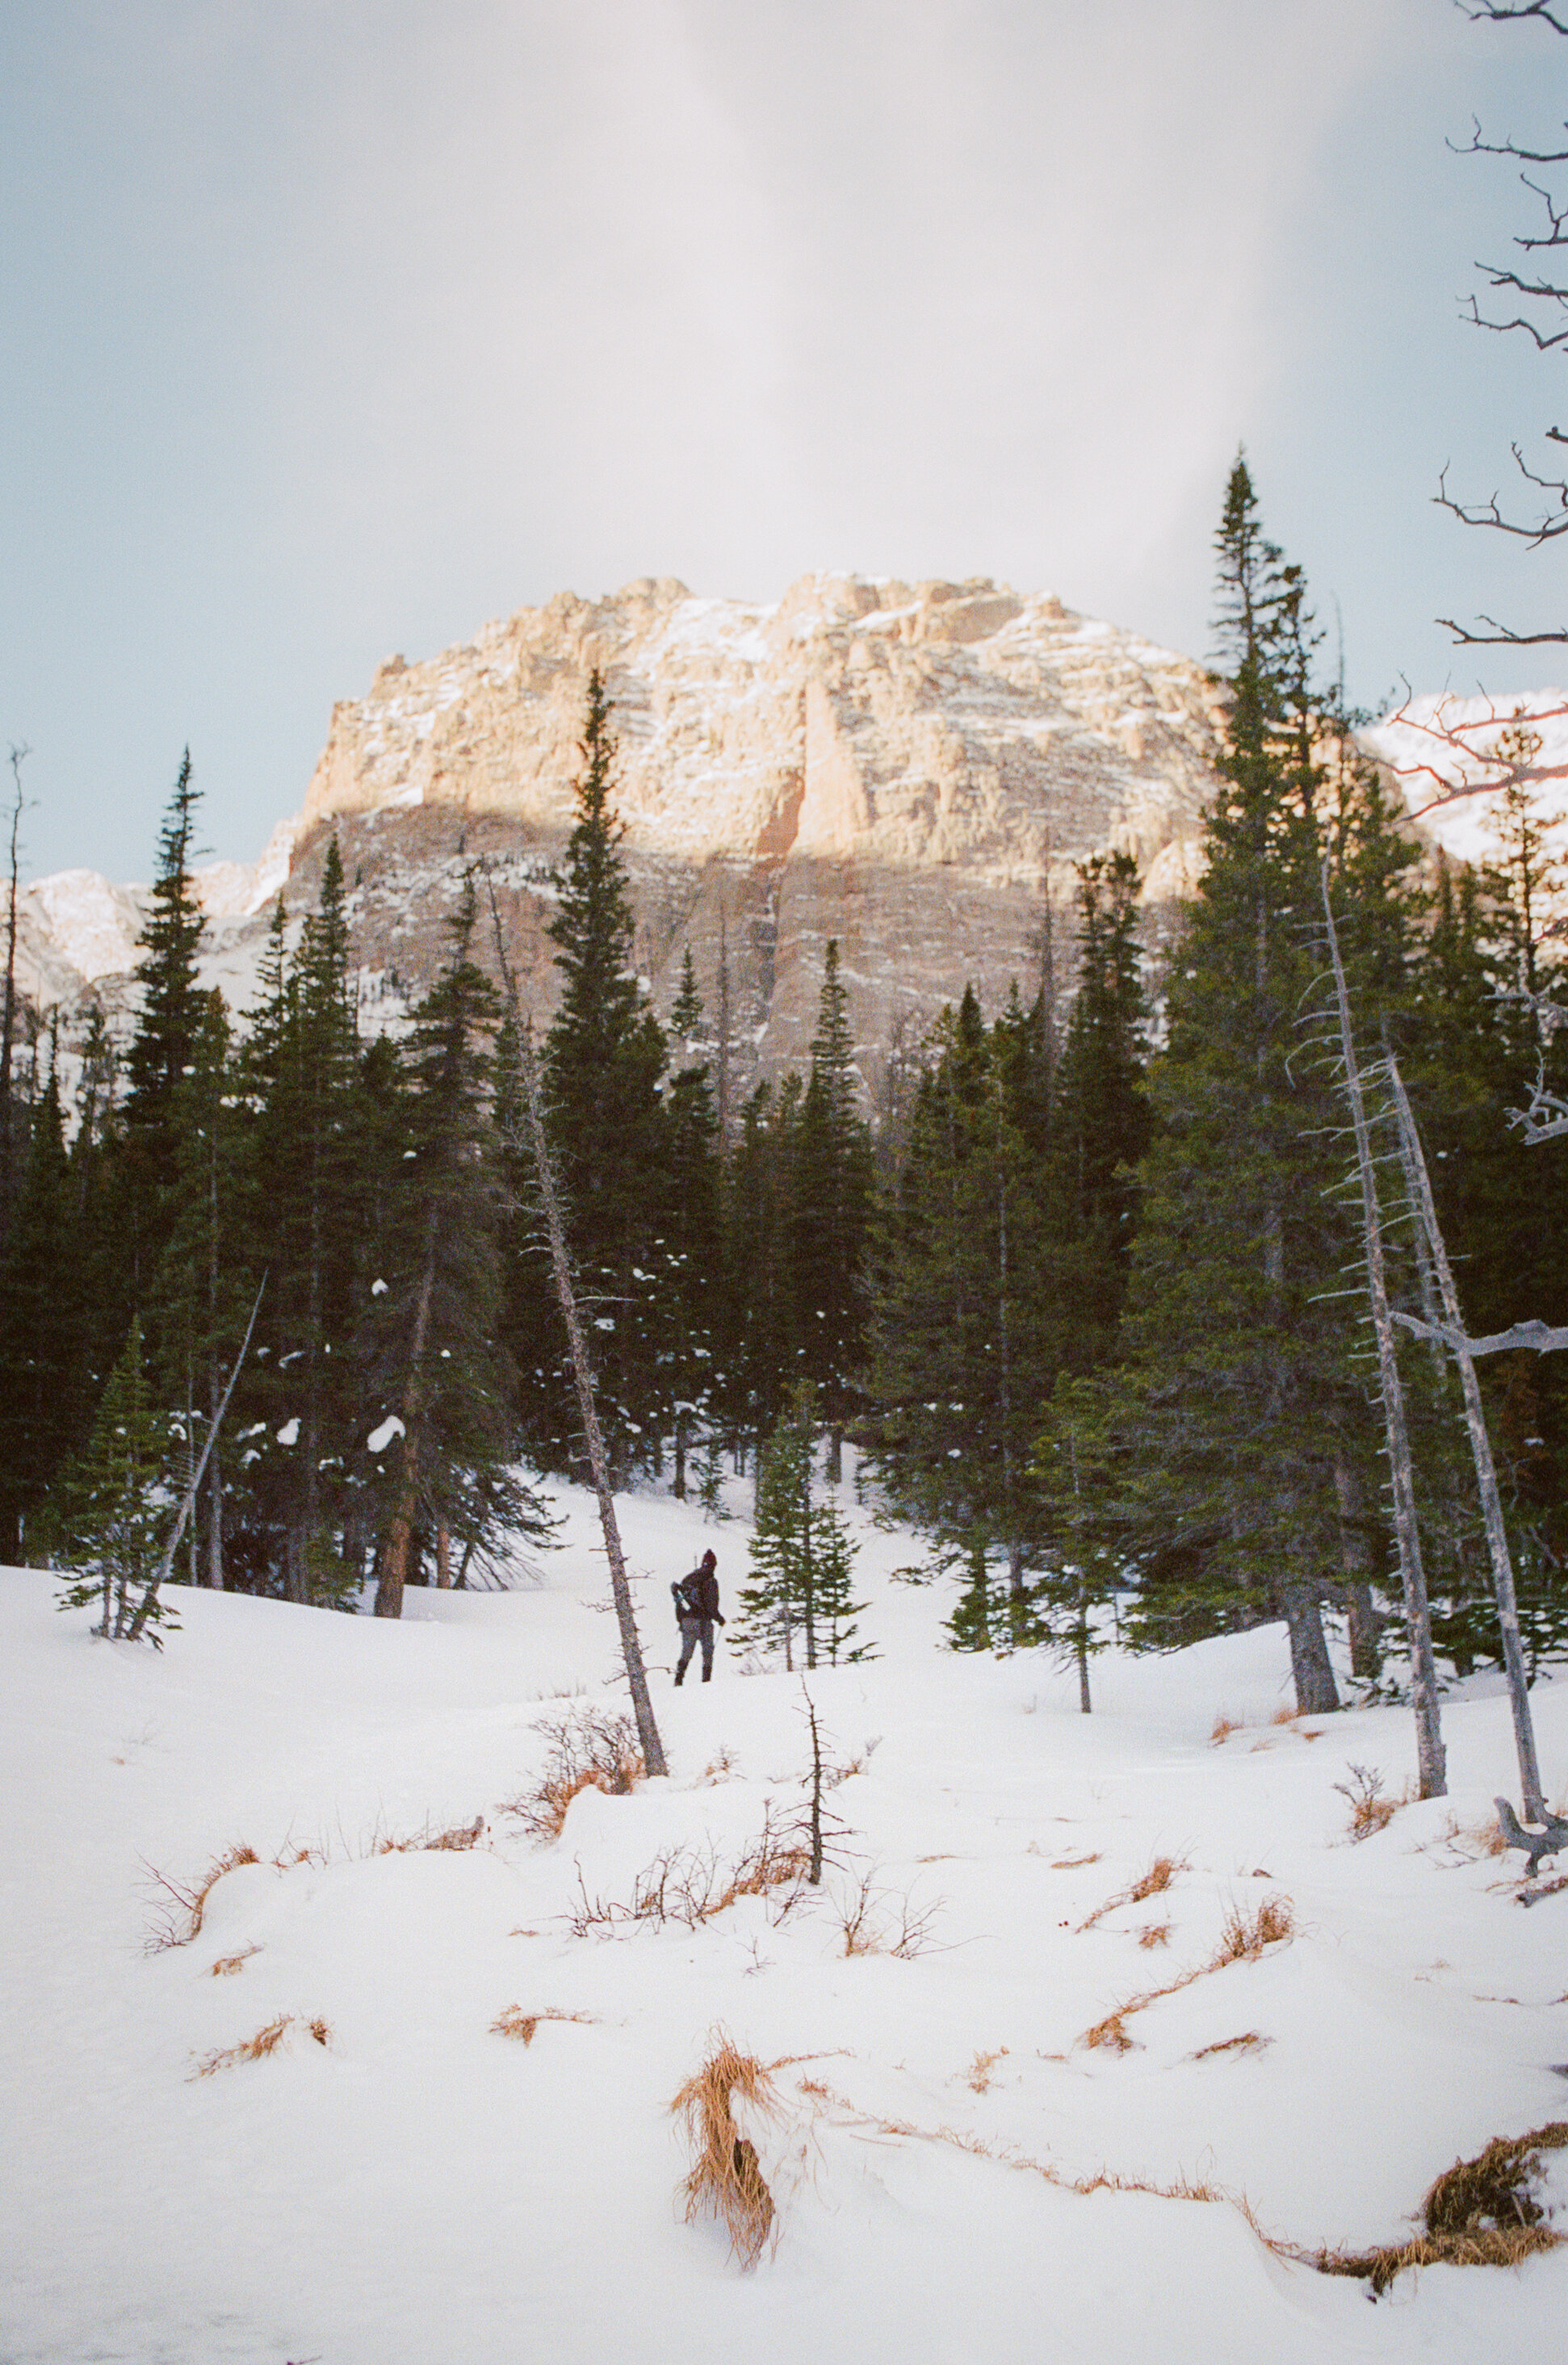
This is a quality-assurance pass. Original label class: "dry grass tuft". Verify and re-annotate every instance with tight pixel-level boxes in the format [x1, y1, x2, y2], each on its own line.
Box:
[306, 2019, 330, 2045]
[210, 1948, 260, 1977]
[1210, 1711, 1241, 1746]
[1272, 1705, 1299, 1727]
[507, 1706, 645, 1843]
[699, 1747, 739, 1784]
[966, 2047, 1009, 2093]
[1079, 1853, 1188, 1933]
[491, 2004, 597, 2044]
[191, 2014, 293, 2078]
[1050, 1851, 1103, 1870]
[146, 1844, 260, 1951]
[379, 1815, 484, 1855]
[1333, 1763, 1401, 1843]
[1190, 2031, 1271, 2061]
[1424, 2121, 1568, 2237]
[568, 1809, 813, 1935]
[672, 2036, 783, 2269]
[1215, 1895, 1294, 1962]
[1311, 2225, 1561, 2292]
[834, 1868, 941, 1959]
[1138, 1922, 1172, 1950]
[1080, 1892, 1296, 2050]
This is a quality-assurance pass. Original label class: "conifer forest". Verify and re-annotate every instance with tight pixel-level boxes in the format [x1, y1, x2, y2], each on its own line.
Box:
[2, 463, 1564, 1709]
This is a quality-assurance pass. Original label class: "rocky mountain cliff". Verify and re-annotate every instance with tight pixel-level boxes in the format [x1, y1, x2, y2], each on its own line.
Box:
[19, 572, 1236, 1098]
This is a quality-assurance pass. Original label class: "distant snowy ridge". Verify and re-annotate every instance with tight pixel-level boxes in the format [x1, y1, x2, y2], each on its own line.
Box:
[1362, 689, 1568, 887]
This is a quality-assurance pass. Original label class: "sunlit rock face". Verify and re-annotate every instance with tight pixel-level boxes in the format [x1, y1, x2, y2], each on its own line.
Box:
[19, 575, 1231, 1101]
[288, 572, 1229, 1093]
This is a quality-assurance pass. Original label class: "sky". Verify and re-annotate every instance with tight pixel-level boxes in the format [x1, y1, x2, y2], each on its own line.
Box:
[3, 0, 1568, 883]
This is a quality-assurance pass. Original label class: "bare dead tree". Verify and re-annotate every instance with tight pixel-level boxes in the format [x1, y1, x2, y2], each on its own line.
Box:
[125, 1278, 265, 1644]
[1439, 2, 1568, 639]
[1382, 1055, 1546, 1817]
[1321, 869, 1447, 1797]
[487, 887, 667, 1778]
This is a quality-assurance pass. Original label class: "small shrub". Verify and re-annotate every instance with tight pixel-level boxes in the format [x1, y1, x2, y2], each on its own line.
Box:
[833, 1868, 939, 1959]
[508, 1705, 645, 1843]
[145, 1844, 260, 1951]
[1138, 1923, 1171, 1950]
[379, 1815, 484, 1854]
[567, 1809, 812, 1935]
[672, 2034, 782, 2269]
[1333, 1763, 1398, 1842]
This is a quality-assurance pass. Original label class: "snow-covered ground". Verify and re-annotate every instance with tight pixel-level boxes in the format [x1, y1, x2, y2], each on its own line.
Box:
[3, 1475, 1566, 2364]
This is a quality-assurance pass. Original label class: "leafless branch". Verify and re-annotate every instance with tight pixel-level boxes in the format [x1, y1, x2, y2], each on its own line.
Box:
[1455, 2, 1568, 32]
[1369, 689, 1568, 810]
[1392, 1310, 1568, 1355]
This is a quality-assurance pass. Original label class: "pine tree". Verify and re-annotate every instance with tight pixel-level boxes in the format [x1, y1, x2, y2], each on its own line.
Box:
[655, 949, 722, 1496]
[543, 673, 668, 1478]
[0, 1059, 90, 1561]
[367, 878, 548, 1615]
[790, 941, 874, 1473]
[54, 1316, 176, 1642]
[735, 1382, 866, 1667]
[1089, 461, 1403, 1710]
[122, 753, 207, 1281]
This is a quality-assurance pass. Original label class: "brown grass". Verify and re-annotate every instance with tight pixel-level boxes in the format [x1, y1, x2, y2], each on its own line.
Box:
[1210, 1712, 1240, 1745]
[492, 2006, 597, 2044]
[1138, 1922, 1171, 1949]
[210, 1948, 260, 1976]
[379, 1815, 484, 1855]
[966, 2047, 1009, 2093]
[1080, 1893, 1296, 2049]
[1332, 1763, 1402, 1843]
[1050, 1851, 1102, 1870]
[834, 1868, 941, 1959]
[191, 2015, 292, 2078]
[1079, 1854, 1187, 1933]
[1214, 1894, 1295, 1962]
[671, 2036, 782, 2269]
[507, 1705, 645, 1843]
[145, 1844, 260, 1950]
[1190, 2032, 1271, 2061]
[568, 1809, 813, 1935]
[795, 2079, 1565, 2297]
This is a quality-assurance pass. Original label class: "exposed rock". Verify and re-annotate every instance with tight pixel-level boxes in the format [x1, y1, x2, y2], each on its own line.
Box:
[19, 572, 1235, 1102]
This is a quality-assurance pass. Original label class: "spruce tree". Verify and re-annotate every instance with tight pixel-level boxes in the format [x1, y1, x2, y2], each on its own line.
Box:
[790, 941, 874, 1472]
[543, 673, 668, 1478]
[54, 1316, 175, 1642]
[735, 1382, 866, 1667]
[122, 752, 207, 1282]
[0, 1061, 90, 1561]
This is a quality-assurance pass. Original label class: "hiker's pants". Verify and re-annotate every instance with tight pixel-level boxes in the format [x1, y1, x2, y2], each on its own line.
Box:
[677, 1614, 715, 1680]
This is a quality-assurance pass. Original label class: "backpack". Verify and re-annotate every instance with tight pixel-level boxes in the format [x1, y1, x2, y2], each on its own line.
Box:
[673, 1575, 702, 1622]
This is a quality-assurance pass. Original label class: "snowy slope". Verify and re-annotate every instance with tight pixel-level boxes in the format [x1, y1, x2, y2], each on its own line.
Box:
[1364, 690, 1568, 889]
[3, 1476, 1567, 2364]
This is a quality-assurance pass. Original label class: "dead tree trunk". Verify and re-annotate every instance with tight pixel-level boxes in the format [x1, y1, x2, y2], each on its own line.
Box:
[126, 1280, 264, 1643]
[1386, 1055, 1545, 1819]
[375, 1244, 435, 1621]
[488, 895, 666, 1776]
[1321, 870, 1446, 1796]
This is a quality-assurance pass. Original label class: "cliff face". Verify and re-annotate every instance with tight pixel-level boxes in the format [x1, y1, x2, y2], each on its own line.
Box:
[19, 572, 1231, 1098]
[288, 571, 1228, 1089]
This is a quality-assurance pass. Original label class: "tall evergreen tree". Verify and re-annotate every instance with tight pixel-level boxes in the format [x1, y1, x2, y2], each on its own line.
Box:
[790, 941, 874, 1472]
[543, 673, 669, 1478]
[122, 752, 207, 1283]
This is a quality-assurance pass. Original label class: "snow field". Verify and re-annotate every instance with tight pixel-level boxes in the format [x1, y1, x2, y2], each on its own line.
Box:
[3, 1474, 1567, 2363]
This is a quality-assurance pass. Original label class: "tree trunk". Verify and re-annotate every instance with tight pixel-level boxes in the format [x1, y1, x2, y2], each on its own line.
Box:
[1386, 1056, 1545, 1818]
[1332, 1449, 1381, 1679]
[1076, 1580, 1092, 1714]
[1281, 1582, 1341, 1715]
[375, 1239, 436, 1620]
[673, 1415, 686, 1501]
[435, 1521, 451, 1588]
[1321, 870, 1445, 1794]
[488, 937, 665, 1776]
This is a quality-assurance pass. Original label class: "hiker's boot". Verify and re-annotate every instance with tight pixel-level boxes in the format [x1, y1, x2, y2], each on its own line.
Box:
[702, 1668, 712, 1682]
[673, 1668, 685, 1687]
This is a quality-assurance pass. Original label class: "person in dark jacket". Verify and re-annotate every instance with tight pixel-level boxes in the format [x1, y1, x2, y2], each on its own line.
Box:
[672, 1548, 723, 1684]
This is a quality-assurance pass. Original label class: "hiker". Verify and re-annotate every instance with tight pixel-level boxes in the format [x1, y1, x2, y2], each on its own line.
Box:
[672, 1548, 724, 1684]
